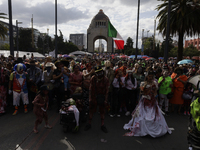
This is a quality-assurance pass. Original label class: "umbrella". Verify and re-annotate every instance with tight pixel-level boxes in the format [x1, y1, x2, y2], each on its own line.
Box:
[69, 54, 76, 58]
[188, 75, 200, 89]
[120, 55, 129, 59]
[145, 57, 156, 61]
[129, 55, 135, 59]
[63, 54, 69, 58]
[142, 56, 149, 59]
[158, 57, 164, 60]
[75, 58, 82, 62]
[177, 59, 194, 65]
[111, 54, 115, 57]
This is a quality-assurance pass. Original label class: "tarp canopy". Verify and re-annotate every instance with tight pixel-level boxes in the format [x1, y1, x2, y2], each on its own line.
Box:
[0, 50, 45, 58]
[69, 51, 93, 56]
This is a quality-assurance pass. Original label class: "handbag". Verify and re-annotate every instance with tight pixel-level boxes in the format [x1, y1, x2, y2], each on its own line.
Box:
[182, 91, 192, 100]
[167, 92, 174, 99]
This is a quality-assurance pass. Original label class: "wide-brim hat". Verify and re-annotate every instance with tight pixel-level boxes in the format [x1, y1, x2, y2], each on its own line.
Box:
[45, 62, 52, 68]
[95, 66, 103, 73]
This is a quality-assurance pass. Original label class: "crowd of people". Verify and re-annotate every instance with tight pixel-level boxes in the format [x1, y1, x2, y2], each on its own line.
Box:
[0, 53, 199, 136]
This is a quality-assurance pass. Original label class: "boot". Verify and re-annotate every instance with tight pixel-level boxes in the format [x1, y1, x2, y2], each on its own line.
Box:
[13, 106, 18, 115]
[24, 105, 28, 113]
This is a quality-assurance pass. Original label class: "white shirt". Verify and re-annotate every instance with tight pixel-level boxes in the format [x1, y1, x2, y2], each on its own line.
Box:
[126, 78, 137, 90]
[112, 77, 125, 88]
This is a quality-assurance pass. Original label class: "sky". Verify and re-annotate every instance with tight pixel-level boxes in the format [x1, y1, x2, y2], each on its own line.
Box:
[0, 0, 175, 51]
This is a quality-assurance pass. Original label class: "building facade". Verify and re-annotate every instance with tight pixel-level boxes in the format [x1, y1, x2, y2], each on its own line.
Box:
[69, 34, 86, 50]
[185, 38, 200, 50]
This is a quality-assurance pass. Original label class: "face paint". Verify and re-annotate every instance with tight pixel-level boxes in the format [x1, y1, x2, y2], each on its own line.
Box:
[17, 64, 23, 72]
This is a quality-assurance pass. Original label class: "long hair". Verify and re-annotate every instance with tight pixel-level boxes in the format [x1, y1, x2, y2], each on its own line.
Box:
[125, 73, 135, 85]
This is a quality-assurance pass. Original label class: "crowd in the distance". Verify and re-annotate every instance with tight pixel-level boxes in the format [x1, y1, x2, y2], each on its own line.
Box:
[0, 53, 198, 123]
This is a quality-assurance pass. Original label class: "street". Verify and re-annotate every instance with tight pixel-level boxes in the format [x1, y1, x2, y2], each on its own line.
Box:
[0, 106, 188, 150]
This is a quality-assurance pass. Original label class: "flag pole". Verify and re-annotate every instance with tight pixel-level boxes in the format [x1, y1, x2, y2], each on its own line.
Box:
[135, 0, 140, 60]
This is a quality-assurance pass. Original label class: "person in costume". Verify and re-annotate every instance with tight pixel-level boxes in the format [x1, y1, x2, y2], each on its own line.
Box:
[170, 67, 188, 114]
[27, 60, 42, 107]
[84, 66, 109, 133]
[9, 63, 29, 115]
[158, 65, 173, 115]
[123, 70, 172, 137]
[0, 62, 9, 115]
[32, 85, 52, 133]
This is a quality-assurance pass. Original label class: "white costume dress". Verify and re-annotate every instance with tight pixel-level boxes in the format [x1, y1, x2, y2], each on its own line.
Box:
[123, 81, 172, 137]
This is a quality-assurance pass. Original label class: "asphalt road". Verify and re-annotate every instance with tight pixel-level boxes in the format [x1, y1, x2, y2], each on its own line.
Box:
[0, 106, 189, 150]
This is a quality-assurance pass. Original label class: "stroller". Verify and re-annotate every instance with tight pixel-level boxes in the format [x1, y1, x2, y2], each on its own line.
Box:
[60, 98, 80, 133]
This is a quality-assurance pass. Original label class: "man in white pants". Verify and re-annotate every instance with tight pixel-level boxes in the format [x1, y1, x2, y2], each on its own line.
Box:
[9, 63, 29, 115]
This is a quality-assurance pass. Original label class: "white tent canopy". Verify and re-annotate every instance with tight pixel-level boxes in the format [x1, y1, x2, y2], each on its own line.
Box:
[69, 51, 93, 56]
[0, 50, 45, 58]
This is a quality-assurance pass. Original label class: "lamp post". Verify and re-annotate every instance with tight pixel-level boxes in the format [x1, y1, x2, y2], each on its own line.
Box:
[135, 0, 140, 60]
[55, 0, 58, 58]
[16, 20, 22, 55]
[164, 0, 172, 63]
[8, 0, 14, 56]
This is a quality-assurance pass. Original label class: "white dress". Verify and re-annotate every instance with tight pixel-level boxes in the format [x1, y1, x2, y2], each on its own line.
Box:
[123, 82, 172, 138]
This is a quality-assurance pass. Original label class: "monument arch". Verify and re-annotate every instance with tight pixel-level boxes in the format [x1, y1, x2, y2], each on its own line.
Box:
[87, 9, 113, 53]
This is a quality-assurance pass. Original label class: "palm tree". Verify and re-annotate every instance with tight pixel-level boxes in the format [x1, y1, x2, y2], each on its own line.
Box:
[156, 0, 200, 61]
[0, 12, 8, 40]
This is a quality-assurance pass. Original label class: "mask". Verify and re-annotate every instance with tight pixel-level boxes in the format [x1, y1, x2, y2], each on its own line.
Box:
[46, 67, 51, 72]
[96, 71, 104, 78]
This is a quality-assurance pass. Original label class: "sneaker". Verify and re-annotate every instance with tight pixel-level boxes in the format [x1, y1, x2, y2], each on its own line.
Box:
[187, 111, 190, 115]
[12, 110, 18, 115]
[84, 124, 91, 131]
[101, 125, 108, 133]
[184, 111, 186, 115]
[109, 113, 115, 117]
[125, 111, 130, 116]
[117, 114, 121, 117]
[24, 109, 28, 114]
[44, 124, 52, 129]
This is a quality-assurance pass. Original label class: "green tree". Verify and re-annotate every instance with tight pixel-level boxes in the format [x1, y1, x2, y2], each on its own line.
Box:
[0, 43, 10, 50]
[124, 37, 135, 55]
[183, 45, 200, 57]
[160, 37, 174, 56]
[169, 47, 178, 57]
[0, 13, 8, 40]
[156, 0, 200, 61]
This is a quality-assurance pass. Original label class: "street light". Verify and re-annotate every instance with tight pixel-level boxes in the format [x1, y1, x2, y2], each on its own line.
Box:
[147, 30, 150, 37]
[16, 20, 22, 55]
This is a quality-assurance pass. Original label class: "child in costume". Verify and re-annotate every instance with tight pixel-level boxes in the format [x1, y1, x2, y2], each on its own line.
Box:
[9, 63, 29, 115]
[32, 85, 52, 133]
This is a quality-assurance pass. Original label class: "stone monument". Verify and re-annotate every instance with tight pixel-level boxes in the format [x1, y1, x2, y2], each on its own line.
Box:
[87, 9, 113, 53]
